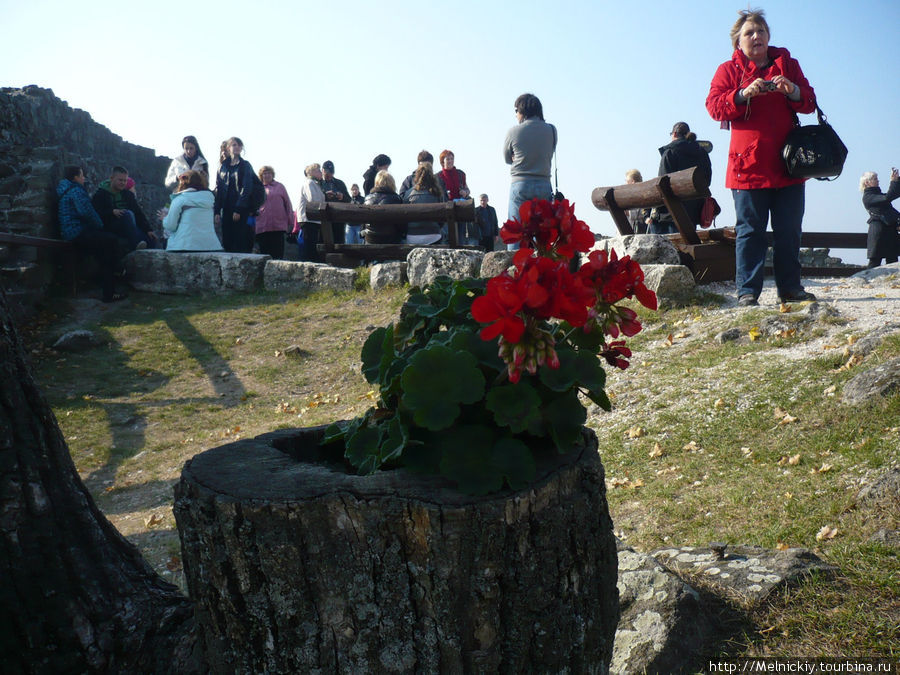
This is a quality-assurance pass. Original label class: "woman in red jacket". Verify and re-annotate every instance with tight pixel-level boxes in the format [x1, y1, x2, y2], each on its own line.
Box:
[706, 9, 817, 306]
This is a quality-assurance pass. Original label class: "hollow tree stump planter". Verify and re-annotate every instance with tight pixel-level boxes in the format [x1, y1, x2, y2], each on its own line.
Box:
[174, 424, 619, 673]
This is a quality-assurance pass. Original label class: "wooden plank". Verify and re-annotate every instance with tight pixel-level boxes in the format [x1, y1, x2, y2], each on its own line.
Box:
[592, 166, 711, 211]
[605, 189, 634, 235]
[656, 176, 701, 245]
[0, 232, 72, 249]
[766, 232, 869, 249]
[306, 200, 475, 225]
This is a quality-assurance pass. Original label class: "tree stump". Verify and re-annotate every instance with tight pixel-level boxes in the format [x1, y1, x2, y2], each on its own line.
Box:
[174, 425, 619, 673]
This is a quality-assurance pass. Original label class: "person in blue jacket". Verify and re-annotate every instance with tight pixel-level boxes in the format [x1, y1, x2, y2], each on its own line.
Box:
[57, 165, 127, 302]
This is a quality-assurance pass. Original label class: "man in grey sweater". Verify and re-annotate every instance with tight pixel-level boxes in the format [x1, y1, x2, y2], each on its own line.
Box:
[503, 93, 557, 249]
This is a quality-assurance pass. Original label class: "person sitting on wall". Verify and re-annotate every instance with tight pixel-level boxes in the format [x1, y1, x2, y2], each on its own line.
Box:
[402, 162, 446, 246]
[57, 165, 127, 302]
[91, 166, 155, 251]
[624, 169, 652, 234]
[162, 170, 222, 252]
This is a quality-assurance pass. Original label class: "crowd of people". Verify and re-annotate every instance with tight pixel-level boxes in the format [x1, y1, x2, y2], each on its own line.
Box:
[55, 11, 898, 304]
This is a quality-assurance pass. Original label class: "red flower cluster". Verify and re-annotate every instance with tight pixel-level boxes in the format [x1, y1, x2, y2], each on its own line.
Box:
[500, 198, 595, 258]
[472, 199, 657, 380]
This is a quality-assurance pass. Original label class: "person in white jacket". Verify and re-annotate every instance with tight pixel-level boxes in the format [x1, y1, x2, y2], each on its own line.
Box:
[162, 170, 223, 251]
[164, 135, 209, 191]
[293, 163, 325, 262]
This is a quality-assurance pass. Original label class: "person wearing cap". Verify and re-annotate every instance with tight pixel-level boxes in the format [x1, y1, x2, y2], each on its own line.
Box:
[648, 122, 712, 235]
[321, 160, 350, 245]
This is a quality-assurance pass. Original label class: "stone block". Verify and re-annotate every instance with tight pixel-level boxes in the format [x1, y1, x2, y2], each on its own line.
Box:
[590, 234, 681, 266]
[125, 250, 269, 294]
[0, 175, 24, 195]
[264, 259, 356, 292]
[480, 250, 515, 278]
[406, 247, 484, 288]
[642, 264, 696, 302]
[369, 261, 407, 290]
[613, 544, 713, 675]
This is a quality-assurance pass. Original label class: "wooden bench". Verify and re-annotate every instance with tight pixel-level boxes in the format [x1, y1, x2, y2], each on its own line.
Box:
[0, 231, 77, 294]
[305, 200, 478, 267]
[591, 166, 734, 282]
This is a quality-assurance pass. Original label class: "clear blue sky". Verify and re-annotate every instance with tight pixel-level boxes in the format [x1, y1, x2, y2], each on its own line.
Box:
[3, 0, 898, 264]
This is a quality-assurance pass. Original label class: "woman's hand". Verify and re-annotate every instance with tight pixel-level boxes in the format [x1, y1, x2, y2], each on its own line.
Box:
[741, 78, 767, 100]
[771, 75, 796, 96]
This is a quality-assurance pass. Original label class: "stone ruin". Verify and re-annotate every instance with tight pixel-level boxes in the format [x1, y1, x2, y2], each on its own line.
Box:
[0, 85, 170, 315]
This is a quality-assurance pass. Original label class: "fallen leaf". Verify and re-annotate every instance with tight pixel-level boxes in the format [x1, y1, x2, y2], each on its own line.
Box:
[788, 454, 801, 465]
[714, 398, 726, 409]
[876, 309, 885, 315]
[776, 542, 790, 551]
[847, 335, 858, 345]
[235, 337, 245, 345]
[779, 303, 792, 314]
[873, 293, 886, 299]
[778, 329, 797, 339]
[778, 414, 798, 425]
[665, 333, 674, 346]
[144, 513, 164, 528]
[649, 443, 665, 458]
[748, 327, 761, 342]
[823, 385, 836, 396]
[674, 331, 688, 339]
[626, 426, 645, 439]
[683, 440, 699, 451]
[608, 477, 630, 488]
[816, 525, 838, 541]
[165, 556, 182, 572]
[814, 463, 833, 474]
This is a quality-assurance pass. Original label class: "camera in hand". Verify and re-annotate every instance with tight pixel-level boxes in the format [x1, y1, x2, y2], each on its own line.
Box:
[762, 80, 778, 91]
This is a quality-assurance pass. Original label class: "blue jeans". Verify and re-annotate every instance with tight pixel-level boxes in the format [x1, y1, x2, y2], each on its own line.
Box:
[732, 183, 805, 298]
[345, 224, 362, 244]
[108, 210, 151, 251]
[507, 179, 553, 250]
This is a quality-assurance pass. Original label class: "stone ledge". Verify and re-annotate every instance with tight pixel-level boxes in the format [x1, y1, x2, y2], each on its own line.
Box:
[125, 249, 269, 295]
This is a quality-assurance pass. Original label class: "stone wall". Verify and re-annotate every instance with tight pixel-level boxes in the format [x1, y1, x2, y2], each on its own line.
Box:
[0, 85, 171, 315]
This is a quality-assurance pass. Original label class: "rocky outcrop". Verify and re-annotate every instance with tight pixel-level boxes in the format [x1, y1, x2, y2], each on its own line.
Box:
[406, 248, 485, 288]
[842, 357, 900, 405]
[369, 261, 407, 290]
[265, 259, 356, 293]
[591, 234, 682, 266]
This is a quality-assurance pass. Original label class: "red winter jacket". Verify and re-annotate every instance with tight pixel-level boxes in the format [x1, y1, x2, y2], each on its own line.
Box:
[706, 46, 816, 190]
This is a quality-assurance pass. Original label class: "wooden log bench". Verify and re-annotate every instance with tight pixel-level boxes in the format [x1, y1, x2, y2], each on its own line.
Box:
[0, 231, 77, 294]
[306, 200, 478, 268]
[591, 166, 735, 283]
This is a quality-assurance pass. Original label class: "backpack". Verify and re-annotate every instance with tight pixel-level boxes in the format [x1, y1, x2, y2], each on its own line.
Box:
[700, 196, 721, 229]
[248, 171, 266, 215]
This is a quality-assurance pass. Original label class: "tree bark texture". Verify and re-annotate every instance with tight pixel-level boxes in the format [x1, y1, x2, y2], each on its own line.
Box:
[591, 166, 711, 211]
[0, 292, 200, 674]
[174, 425, 619, 674]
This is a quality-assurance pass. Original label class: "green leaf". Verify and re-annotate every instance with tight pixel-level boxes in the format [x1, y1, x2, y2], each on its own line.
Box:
[361, 325, 394, 384]
[402, 437, 442, 475]
[543, 390, 587, 452]
[573, 350, 607, 392]
[345, 424, 382, 474]
[400, 345, 485, 430]
[322, 421, 348, 444]
[539, 348, 580, 392]
[448, 327, 504, 371]
[379, 416, 408, 465]
[585, 388, 611, 411]
[485, 382, 542, 433]
[437, 425, 503, 495]
[492, 436, 536, 490]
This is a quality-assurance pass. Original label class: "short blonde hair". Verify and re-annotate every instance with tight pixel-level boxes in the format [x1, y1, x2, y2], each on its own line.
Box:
[860, 172, 877, 193]
[374, 170, 396, 193]
[730, 9, 769, 49]
[304, 163, 320, 178]
[258, 165, 275, 179]
[625, 169, 643, 183]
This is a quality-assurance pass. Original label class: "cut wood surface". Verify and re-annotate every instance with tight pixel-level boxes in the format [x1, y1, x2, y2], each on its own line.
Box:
[307, 199, 475, 224]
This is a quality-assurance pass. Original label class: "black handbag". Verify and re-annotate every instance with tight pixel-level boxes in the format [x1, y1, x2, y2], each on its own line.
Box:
[782, 105, 848, 181]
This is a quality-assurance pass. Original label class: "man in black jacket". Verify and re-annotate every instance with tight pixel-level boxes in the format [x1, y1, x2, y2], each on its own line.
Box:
[475, 194, 499, 251]
[91, 166, 155, 250]
[650, 122, 712, 234]
[321, 160, 350, 244]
